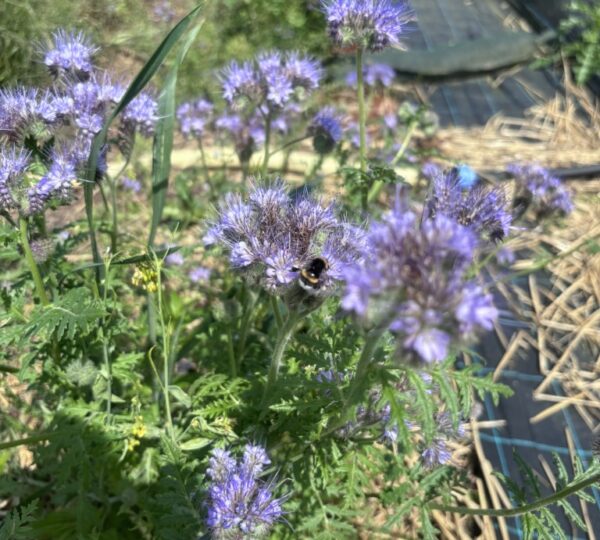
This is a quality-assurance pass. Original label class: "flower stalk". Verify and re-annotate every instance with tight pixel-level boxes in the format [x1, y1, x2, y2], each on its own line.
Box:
[428, 469, 600, 517]
[19, 217, 50, 306]
[261, 309, 301, 412]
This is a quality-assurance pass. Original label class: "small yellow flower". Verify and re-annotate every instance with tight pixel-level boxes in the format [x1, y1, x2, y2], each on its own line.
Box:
[132, 262, 158, 292]
[303, 364, 317, 377]
[127, 438, 140, 452]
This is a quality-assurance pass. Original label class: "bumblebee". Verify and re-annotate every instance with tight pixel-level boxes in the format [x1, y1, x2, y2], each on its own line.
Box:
[292, 257, 330, 291]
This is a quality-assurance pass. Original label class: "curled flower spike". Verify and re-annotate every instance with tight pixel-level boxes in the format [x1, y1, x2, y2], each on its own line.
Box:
[507, 163, 574, 219]
[0, 146, 30, 212]
[424, 167, 512, 243]
[308, 107, 343, 154]
[0, 87, 53, 142]
[205, 181, 365, 309]
[322, 0, 413, 52]
[205, 445, 285, 539]
[43, 29, 98, 80]
[342, 197, 497, 363]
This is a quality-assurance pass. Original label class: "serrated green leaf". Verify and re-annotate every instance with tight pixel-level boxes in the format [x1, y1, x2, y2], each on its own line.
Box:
[557, 498, 587, 531]
[168, 385, 191, 408]
[407, 369, 435, 443]
[180, 438, 211, 451]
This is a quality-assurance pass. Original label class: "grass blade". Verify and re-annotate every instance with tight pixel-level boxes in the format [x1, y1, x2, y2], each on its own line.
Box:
[83, 3, 204, 285]
[148, 22, 203, 247]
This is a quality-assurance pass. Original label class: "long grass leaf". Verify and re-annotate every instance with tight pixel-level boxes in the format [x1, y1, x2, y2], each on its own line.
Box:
[83, 3, 204, 285]
[148, 22, 203, 247]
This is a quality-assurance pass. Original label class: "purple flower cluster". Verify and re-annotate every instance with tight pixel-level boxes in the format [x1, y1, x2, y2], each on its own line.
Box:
[205, 445, 284, 539]
[345, 62, 395, 87]
[43, 29, 98, 80]
[221, 51, 321, 111]
[308, 107, 343, 155]
[421, 411, 466, 469]
[177, 99, 214, 139]
[121, 176, 142, 193]
[424, 168, 512, 243]
[507, 163, 574, 218]
[0, 28, 160, 219]
[0, 88, 56, 142]
[205, 181, 365, 303]
[342, 198, 497, 363]
[121, 92, 158, 138]
[322, 0, 413, 52]
[26, 147, 80, 215]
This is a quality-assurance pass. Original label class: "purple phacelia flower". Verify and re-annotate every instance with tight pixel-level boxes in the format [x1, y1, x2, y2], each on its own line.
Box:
[322, 0, 413, 52]
[0, 87, 52, 142]
[422, 438, 452, 469]
[221, 60, 262, 107]
[26, 148, 79, 215]
[121, 176, 142, 193]
[221, 52, 321, 111]
[0, 147, 30, 212]
[165, 251, 184, 266]
[152, 0, 176, 23]
[424, 168, 512, 243]
[345, 62, 395, 87]
[205, 445, 284, 539]
[43, 29, 98, 80]
[507, 163, 574, 219]
[177, 98, 213, 138]
[342, 196, 497, 363]
[308, 107, 343, 155]
[421, 161, 442, 181]
[205, 181, 365, 307]
[30, 238, 55, 263]
[189, 266, 211, 283]
[121, 93, 158, 137]
[284, 52, 322, 93]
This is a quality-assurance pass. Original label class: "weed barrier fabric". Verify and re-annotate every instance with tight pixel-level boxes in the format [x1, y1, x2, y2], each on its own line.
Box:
[370, 0, 563, 127]
[468, 270, 600, 535]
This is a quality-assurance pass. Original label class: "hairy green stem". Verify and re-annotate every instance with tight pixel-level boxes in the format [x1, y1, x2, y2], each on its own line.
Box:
[155, 261, 176, 443]
[236, 290, 257, 369]
[109, 178, 118, 255]
[261, 311, 300, 411]
[390, 120, 418, 166]
[325, 326, 386, 436]
[428, 469, 600, 517]
[270, 295, 283, 330]
[19, 217, 50, 306]
[368, 120, 418, 204]
[356, 47, 368, 212]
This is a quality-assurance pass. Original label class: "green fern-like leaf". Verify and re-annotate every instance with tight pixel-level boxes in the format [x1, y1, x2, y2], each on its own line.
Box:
[0, 500, 38, 540]
[149, 436, 203, 540]
[25, 287, 106, 341]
